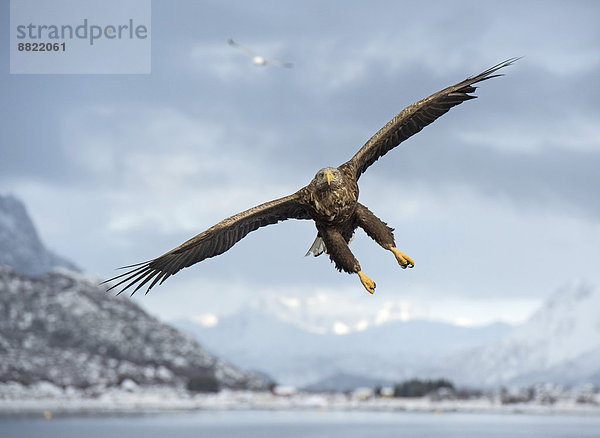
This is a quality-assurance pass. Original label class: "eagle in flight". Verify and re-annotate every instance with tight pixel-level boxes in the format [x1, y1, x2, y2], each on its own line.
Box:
[227, 38, 293, 68]
[104, 58, 518, 295]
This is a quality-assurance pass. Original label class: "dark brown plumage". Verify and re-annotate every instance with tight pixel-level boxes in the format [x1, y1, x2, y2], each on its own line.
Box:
[104, 58, 518, 295]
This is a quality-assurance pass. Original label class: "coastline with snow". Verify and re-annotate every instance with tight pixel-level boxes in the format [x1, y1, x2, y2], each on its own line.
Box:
[1, 383, 599, 418]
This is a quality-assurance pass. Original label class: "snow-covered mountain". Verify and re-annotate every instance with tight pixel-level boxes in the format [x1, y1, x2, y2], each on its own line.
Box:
[0, 193, 267, 392]
[443, 282, 600, 388]
[174, 307, 512, 388]
[0, 194, 78, 275]
[177, 283, 600, 390]
[0, 265, 266, 390]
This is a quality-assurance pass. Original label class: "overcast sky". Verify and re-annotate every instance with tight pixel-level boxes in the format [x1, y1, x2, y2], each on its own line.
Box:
[2, 0, 599, 330]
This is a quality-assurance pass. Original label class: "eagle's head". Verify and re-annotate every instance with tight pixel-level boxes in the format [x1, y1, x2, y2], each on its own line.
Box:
[312, 167, 343, 191]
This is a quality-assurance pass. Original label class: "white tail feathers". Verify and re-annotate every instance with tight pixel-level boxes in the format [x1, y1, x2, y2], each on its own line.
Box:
[304, 231, 356, 257]
[305, 235, 326, 257]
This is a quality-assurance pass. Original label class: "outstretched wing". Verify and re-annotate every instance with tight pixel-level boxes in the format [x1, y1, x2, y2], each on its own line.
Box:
[270, 60, 294, 69]
[342, 58, 519, 179]
[103, 190, 311, 295]
[227, 38, 258, 58]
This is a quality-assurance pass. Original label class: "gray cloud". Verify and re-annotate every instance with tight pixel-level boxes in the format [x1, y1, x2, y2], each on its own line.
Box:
[368, 138, 600, 219]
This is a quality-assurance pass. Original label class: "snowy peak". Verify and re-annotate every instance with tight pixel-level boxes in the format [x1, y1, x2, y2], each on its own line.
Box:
[0, 194, 79, 275]
[516, 282, 600, 367]
[448, 283, 600, 388]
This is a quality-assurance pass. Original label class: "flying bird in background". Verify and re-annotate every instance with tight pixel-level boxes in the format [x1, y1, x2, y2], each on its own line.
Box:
[227, 38, 293, 68]
[104, 58, 518, 296]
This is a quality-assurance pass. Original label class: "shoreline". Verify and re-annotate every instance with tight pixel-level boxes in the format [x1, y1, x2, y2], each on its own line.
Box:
[1, 387, 599, 418]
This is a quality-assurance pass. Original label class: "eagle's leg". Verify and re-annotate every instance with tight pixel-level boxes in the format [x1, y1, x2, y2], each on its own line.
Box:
[355, 203, 414, 269]
[318, 225, 376, 294]
[357, 271, 376, 294]
[390, 247, 414, 269]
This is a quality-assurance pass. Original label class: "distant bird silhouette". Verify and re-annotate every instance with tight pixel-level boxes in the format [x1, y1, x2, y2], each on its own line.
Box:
[104, 58, 518, 296]
[227, 38, 293, 68]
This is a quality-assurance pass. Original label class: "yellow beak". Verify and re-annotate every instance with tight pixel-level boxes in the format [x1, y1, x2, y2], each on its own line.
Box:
[325, 172, 332, 185]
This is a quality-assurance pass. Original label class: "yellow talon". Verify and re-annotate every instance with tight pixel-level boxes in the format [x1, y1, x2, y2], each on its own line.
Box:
[390, 247, 414, 269]
[358, 271, 376, 294]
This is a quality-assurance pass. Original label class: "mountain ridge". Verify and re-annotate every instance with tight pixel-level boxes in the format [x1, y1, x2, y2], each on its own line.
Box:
[174, 305, 513, 388]
[0, 265, 267, 390]
[0, 194, 79, 276]
[176, 282, 600, 390]
[442, 282, 600, 388]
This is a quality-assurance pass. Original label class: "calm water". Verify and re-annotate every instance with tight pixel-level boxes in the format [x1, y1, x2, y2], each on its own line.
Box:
[1, 410, 599, 438]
